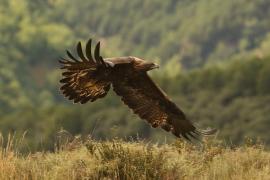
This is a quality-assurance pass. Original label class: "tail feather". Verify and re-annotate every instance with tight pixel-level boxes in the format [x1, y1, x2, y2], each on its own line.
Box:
[197, 128, 218, 136]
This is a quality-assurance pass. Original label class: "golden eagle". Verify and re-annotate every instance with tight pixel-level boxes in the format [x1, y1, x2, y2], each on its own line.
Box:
[59, 39, 216, 141]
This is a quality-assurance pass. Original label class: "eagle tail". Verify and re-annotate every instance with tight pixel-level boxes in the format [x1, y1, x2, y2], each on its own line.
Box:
[197, 128, 218, 136]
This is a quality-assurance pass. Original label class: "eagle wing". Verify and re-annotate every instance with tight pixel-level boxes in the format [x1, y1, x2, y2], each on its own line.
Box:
[112, 73, 214, 141]
[59, 39, 111, 104]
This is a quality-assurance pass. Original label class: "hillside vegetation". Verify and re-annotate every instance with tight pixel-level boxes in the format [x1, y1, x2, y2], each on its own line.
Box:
[0, 133, 269, 180]
[1, 0, 270, 150]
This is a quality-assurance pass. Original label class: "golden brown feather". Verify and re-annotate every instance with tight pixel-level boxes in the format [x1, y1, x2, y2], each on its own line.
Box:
[59, 38, 217, 141]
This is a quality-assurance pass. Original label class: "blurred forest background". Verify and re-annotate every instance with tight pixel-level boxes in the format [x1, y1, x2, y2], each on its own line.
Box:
[1, 0, 270, 150]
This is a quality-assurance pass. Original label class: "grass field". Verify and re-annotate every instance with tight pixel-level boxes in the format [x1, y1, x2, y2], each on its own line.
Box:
[0, 132, 269, 180]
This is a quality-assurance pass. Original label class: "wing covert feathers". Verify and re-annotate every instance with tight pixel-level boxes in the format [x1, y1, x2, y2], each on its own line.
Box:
[112, 73, 216, 142]
[59, 39, 111, 104]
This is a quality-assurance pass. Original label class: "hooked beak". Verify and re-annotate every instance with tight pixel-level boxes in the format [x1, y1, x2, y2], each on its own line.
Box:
[150, 63, 159, 69]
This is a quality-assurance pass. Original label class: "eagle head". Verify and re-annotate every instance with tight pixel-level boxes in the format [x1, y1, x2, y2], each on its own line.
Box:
[133, 57, 159, 72]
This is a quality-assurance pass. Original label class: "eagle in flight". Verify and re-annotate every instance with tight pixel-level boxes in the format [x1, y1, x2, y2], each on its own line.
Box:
[59, 38, 216, 141]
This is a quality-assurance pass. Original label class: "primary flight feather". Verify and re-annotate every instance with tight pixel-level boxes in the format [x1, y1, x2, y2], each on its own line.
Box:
[59, 38, 216, 141]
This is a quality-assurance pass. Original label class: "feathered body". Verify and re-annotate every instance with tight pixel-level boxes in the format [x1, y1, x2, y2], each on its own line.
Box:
[59, 39, 216, 141]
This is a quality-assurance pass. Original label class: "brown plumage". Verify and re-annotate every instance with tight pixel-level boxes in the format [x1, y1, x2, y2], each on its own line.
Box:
[59, 38, 217, 141]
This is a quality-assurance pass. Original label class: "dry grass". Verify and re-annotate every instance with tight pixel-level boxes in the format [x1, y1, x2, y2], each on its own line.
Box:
[0, 132, 269, 180]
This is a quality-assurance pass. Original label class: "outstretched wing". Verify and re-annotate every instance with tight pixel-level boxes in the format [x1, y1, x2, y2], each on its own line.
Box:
[59, 39, 111, 104]
[112, 73, 215, 141]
